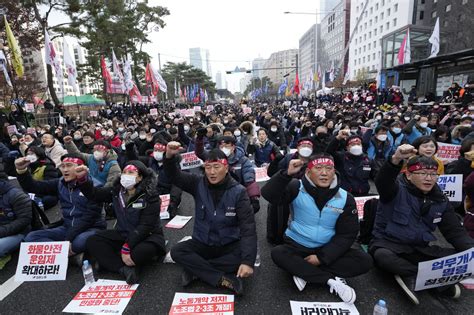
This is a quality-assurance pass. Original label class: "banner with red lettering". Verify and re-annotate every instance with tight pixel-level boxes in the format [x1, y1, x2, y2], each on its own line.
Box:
[354, 196, 379, 220]
[169, 292, 234, 315]
[436, 142, 460, 164]
[180, 151, 204, 170]
[160, 194, 171, 220]
[255, 167, 270, 182]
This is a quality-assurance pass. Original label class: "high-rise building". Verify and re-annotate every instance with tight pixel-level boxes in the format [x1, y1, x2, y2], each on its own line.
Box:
[262, 49, 298, 87]
[348, 0, 415, 80]
[321, 0, 341, 16]
[251, 57, 268, 79]
[299, 24, 319, 87]
[239, 74, 252, 94]
[320, 0, 351, 79]
[189, 47, 212, 77]
[215, 71, 224, 89]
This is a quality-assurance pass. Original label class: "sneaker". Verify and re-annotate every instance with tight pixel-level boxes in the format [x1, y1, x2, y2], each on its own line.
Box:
[327, 277, 356, 304]
[120, 266, 139, 285]
[437, 284, 461, 299]
[394, 275, 420, 305]
[220, 275, 243, 296]
[293, 276, 307, 291]
[181, 270, 197, 287]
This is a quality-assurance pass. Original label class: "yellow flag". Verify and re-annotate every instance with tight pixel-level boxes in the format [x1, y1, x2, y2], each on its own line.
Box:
[4, 16, 23, 77]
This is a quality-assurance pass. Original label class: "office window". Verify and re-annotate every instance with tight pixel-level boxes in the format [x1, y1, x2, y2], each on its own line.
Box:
[420, 10, 424, 20]
[381, 12, 384, 19]
[462, 0, 468, 5]
[376, 3, 379, 10]
[380, 25, 383, 32]
[445, 4, 451, 12]
[394, 4, 398, 12]
[369, 43, 371, 49]
[370, 7, 373, 14]
[375, 28, 378, 35]
[375, 16, 378, 23]
[373, 53, 376, 59]
[368, 55, 371, 61]
[387, 8, 391, 16]
[431, 11, 437, 18]
[386, 21, 390, 30]
[393, 18, 397, 26]
[443, 20, 449, 27]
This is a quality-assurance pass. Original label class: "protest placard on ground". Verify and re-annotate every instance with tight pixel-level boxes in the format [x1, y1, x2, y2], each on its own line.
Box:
[290, 301, 359, 315]
[150, 108, 158, 116]
[354, 196, 379, 219]
[255, 167, 270, 182]
[436, 142, 460, 164]
[415, 247, 474, 291]
[15, 242, 69, 282]
[63, 279, 138, 314]
[461, 278, 474, 290]
[169, 292, 234, 315]
[180, 151, 204, 170]
[166, 215, 193, 229]
[437, 174, 463, 202]
[160, 194, 171, 220]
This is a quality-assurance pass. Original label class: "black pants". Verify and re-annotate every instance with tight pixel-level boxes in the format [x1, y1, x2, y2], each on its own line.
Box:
[271, 238, 373, 284]
[170, 239, 242, 287]
[86, 230, 163, 272]
[372, 247, 457, 277]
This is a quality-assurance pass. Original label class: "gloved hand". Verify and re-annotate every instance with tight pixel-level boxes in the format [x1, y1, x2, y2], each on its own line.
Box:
[251, 197, 260, 213]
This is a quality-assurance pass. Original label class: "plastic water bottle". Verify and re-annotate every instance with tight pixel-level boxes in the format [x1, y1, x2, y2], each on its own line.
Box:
[82, 260, 95, 285]
[373, 299, 388, 315]
[37, 200, 44, 211]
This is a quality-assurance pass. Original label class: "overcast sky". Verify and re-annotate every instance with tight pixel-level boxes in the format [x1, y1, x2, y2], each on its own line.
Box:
[143, 0, 321, 92]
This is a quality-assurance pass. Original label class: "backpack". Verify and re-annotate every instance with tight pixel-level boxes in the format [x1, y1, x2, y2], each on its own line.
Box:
[358, 198, 379, 245]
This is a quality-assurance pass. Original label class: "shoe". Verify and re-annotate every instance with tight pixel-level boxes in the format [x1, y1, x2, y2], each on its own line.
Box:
[327, 277, 356, 304]
[220, 275, 243, 296]
[181, 270, 197, 287]
[394, 275, 420, 305]
[437, 284, 461, 299]
[293, 276, 307, 291]
[120, 266, 139, 285]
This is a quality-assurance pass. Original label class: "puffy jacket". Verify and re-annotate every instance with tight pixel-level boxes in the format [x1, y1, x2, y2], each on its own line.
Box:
[0, 180, 32, 238]
[253, 140, 281, 167]
[43, 140, 67, 168]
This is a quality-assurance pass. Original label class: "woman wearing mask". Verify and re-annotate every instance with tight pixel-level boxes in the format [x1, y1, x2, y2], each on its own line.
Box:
[77, 161, 166, 284]
[72, 130, 83, 148]
[406, 136, 444, 175]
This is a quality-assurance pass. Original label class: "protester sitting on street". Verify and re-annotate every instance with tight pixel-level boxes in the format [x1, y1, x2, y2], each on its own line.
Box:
[262, 154, 373, 304]
[16, 154, 106, 261]
[78, 131, 96, 154]
[403, 114, 432, 144]
[406, 136, 444, 175]
[76, 161, 166, 285]
[387, 121, 408, 156]
[249, 128, 282, 167]
[63, 136, 121, 187]
[40, 132, 67, 168]
[165, 143, 257, 295]
[363, 124, 392, 162]
[369, 144, 474, 305]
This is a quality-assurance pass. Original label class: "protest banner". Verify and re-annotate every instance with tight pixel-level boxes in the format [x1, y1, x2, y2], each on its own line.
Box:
[315, 108, 326, 118]
[436, 142, 460, 164]
[184, 109, 195, 117]
[354, 195, 379, 219]
[26, 127, 36, 135]
[165, 215, 193, 229]
[243, 107, 252, 115]
[15, 242, 69, 282]
[160, 194, 171, 220]
[206, 105, 214, 112]
[150, 108, 158, 116]
[255, 167, 270, 182]
[461, 278, 474, 290]
[180, 151, 204, 170]
[415, 247, 474, 291]
[63, 279, 138, 314]
[89, 111, 98, 117]
[290, 301, 359, 315]
[24, 103, 35, 113]
[169, 292, 234, 315]
[193, 106, 201, 112]
[437, 174, 463, 202]
[7, 125, 17, 135]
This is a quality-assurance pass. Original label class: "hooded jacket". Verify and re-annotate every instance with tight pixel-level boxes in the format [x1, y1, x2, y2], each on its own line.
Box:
[43, 139, 67, 168]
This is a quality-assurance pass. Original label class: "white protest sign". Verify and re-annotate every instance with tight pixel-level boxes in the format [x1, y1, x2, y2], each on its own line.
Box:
[184, 109, 195, 117]
[165, 215, 193, 229]
[315, 108, 326, 118]
[290, 301, 359, 315]
[180, 151, 204, 170]
[26, 127, 37, 135]
[7, 125, 18, 135]
[436, 142, 460, 164]
[169, 292, 234, 315]
[354, 195, 379, 220]
[15, 242, 69, 282]
[25, 103, 35, 113]
[207, 105, 214, 111]
[63, 279, 138, 314]
[193, 106, 201, 112]
[255, 167, 270, 182]
[243, 107, 252, 115]
[302, 101, 309, 107]
[437, 174, 463, 202]
[159, 194, 170, 220]
[89, 111, 98, 117]
[150, 108, 158, 116]
[415, 247, 474, 291]
[461, 277, 474, 290]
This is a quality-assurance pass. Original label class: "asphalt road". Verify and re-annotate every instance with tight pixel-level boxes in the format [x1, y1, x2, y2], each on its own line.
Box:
[0, 179, 473, 315]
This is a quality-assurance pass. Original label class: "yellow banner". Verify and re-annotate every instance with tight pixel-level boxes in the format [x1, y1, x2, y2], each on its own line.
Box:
[4, 16, 23, 77]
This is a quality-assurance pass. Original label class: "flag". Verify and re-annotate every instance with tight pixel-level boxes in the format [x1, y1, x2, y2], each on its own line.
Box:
[278, 79, 287, 94]
[145, 63, 159, 96]
[129, 83, 142, 103]
[4, 16, 23, 77]
[397, 29, 411, 65]
[111, 49, 125, 93]
[123, 57, 134, 93]
[154, 69, 167, 93]
[285, 81, 291, 97]
[100, 55, 113, 92]
[343, 67, 350, 85]
[429, 17, 440, 58]
[44, 30, 63, 94]
[63, 39, 77, 92]
[329, 61, 335, 82]
[293, 73, 300, 95]
[0, 51, 12, 87]
[174, 79, 178, 97]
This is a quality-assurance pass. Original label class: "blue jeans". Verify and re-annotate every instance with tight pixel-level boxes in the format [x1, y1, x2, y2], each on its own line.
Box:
[24, 226, 99, 254]
[0, 234, 24, 257]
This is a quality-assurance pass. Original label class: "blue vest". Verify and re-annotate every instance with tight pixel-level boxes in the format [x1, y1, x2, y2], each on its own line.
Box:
[286, 181, 348, 248]
[373, 182, 448, 245]
[87, 156, 117, 187]
[387, 132, 405, 155]
[407, 125, 432, 144]
[193, 178, 246, 246]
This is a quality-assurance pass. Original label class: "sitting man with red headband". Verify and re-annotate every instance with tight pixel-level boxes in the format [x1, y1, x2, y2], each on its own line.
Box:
[370, 144, 474, 304]
[164, 142, 257, 296]
[15, 154, 106, 260]
[262, 153, 373, 304]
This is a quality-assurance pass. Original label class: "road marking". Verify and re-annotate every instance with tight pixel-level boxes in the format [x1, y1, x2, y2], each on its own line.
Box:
[0, 276, 23, 301]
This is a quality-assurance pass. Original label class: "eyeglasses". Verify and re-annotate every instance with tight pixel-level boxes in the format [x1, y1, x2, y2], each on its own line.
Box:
[411, 172, 439, 179]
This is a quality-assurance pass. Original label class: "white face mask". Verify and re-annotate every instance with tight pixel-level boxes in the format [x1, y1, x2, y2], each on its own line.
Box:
[271, 127, 278, 132]
[234, 130, 241, 137]
[26, 154, 38, 163]
[221, 147, 232, 157]
[118, 127, 124, 132]
[298, 147, 312, 158]
[121, 143, 126, 150]
[376, 134, 388, 142]
[392, 127, 402, 134]
[101, 130, 107, 136]
[93, 151, 105, 160]
[74, 135, 82, 140]
[184, 125, 190, 132]
[139, 134, 146, 140]
[24, 141, 33, 146]
[419, 122, 428, 129]
[120, 174, 137, 189]
[153, 151, 164, 161]
[349, 145, 363, 156]
[106, 132, 114, 137]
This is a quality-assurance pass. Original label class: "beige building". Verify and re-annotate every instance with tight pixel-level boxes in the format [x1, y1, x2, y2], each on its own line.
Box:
[262, 49, 298, 87]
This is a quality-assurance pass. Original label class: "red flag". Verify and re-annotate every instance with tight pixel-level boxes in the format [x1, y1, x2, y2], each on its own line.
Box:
[293, 73, 300, 95]
[145, 63, 160, 96]
[100, 56, 112, 92]
[129, 84, 142, 103]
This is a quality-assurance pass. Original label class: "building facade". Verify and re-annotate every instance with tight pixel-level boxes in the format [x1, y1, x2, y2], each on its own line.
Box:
[262, 49, 298, 87]
[189, 47, 212, 78]
[251, 57, 268, 79]
[298, 25, 319, 86]
[215, 71, 224, 89]
[321, 0, 342, 17]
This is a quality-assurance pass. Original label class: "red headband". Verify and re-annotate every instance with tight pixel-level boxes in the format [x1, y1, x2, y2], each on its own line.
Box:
[124, 164, 139, 172]
[94, 145, 108, 151]
[407, 163, 438, 173]
[347, 138, 362, 146]
[205, 159, 228, 166]
[62, 157, 84, 165]
[154, 143, 166, 151]
[298, 140, 313, 147]
[307, 158, 334, 170]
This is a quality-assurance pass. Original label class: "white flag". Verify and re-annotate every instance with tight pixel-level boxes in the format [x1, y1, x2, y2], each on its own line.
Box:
[429, 17, 440, 58]
[153, 68, 167, 93]
[404, 29, 411, 64]
[63, 40, 77, 92]
[329, 61, 335, 82]
[0, 50, 12, 87]
[123, 57, 134, 93]
[44, 30, 64, 95]
[343, 67, 350, 85]
[111, 49, 126, 92]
